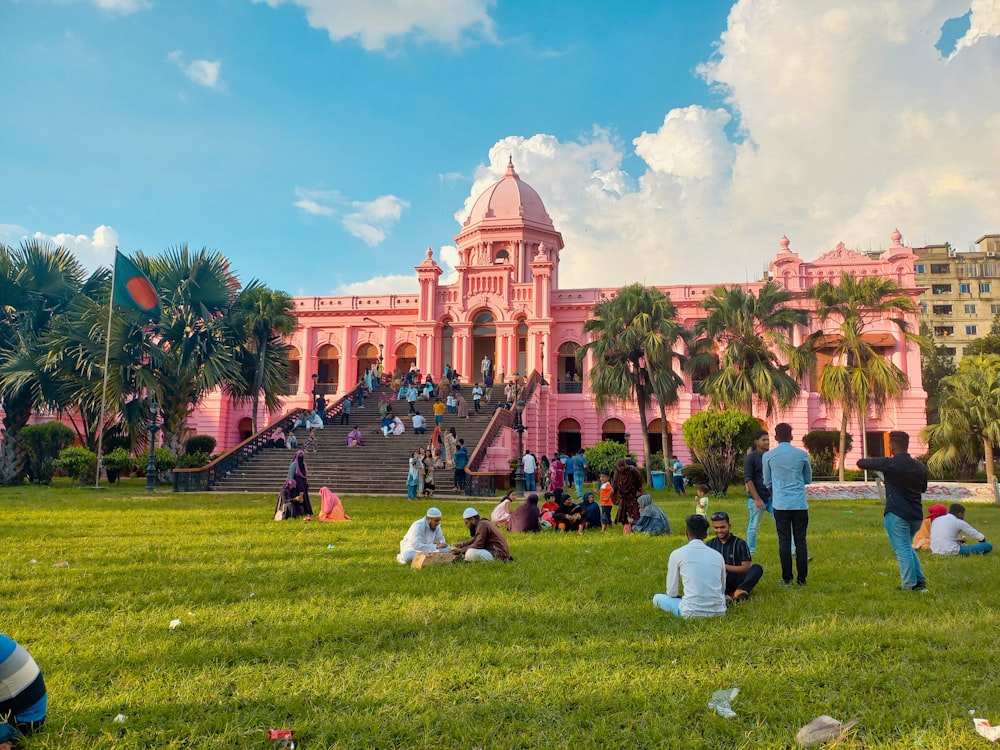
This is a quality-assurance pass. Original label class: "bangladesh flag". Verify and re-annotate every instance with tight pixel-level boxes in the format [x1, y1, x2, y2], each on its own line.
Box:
[113, 250, 160, 318]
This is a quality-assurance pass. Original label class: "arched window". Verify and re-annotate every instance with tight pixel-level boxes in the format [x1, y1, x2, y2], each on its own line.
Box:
[473, 311, 496, 335]
[287, 346, 300, 394]
[356, 343, 379, 382]
[237, 417, 253, 443]
[601, 418, 627, 446]
[558, 417, 582, 455]
[316, 345, 339, 394]
[516, 318, 528, 377]
[495, 249, 510, 265]
[557, 341, 582, 393]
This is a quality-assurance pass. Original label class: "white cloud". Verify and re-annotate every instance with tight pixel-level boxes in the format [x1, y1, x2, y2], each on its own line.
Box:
[952, 0, 1000, 55]
[293, 188, 408, 246]
[251, 0, 496, 51]
[451, 0, 1000, 289]
[1, 224, 119, 271]
[91, 0, 150, 13]
[331, 244, 457, 295]
[166, 50, 225, 91]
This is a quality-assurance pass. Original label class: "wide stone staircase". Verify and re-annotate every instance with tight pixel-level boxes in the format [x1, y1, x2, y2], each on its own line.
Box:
[209, 385, 499, 496]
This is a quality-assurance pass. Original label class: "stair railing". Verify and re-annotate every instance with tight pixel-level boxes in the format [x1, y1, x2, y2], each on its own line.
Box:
[464, 370, 546, 496]
[172, 386, 363, 492]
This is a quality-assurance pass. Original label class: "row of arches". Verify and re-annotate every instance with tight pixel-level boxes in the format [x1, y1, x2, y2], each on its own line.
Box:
[287, 342, 418, 393]
[555, 417, 672, 456]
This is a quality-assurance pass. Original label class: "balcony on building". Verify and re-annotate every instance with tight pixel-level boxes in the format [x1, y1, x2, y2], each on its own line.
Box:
[932, 304, 953, 315]
[931, 284, 952, 295]
[933, 326, 954, 337]
[929, 263, 951, 274]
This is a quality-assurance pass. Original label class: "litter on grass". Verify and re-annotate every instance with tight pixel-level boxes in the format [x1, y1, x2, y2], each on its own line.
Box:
[708, 687, 739, 718]
[112, 714, 126, 723]
[267, 728, 296, 748]
[795, 715, 859, 747]
[974, 716, 1000, 742]
[169, 619, 182, 630]
[53, 561, 69, 568]
[327, 544, 335, 549]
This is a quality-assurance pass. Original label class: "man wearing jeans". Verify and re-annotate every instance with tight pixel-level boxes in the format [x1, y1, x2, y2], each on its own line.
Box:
[522, 450, 537, 492]
[743, 429, 773, 555]
[763, 423, 812, 586]
[857, 431, 929, 591]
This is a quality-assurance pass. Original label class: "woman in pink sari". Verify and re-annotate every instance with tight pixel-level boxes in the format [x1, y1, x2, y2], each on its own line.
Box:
[317, 487, 352, 522]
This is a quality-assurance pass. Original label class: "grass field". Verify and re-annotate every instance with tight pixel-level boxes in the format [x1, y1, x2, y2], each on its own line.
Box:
[1, 480, 998, 749]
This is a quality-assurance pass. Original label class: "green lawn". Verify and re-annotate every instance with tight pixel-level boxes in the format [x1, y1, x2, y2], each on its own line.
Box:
[2, 480, 998, 749]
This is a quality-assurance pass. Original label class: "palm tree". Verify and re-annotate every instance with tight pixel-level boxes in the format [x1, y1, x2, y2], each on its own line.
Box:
[141, 245, 243, 457]
[688, 282, 812, 416]
[811, 272, 922, 481]
[226, 282, 297, 433]
[0, 240, 88, 483]
[925, 354, 1000, 485]
[578, 284, 688, 484]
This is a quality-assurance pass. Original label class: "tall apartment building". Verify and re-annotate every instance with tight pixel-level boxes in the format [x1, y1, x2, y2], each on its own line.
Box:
[914, 234, 1000, 361]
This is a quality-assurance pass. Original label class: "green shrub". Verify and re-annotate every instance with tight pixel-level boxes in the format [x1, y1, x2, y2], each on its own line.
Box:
[802, 430, 852, 476]
[20, 421, 76, 484]
[154, 447, 177, 475]
[681, 410, 760, 495]
[648, 451, 666, 473]
[54, 446, 98, 485]
[102, 447, 132, 483]
[177, 452, 211, 469]
[681, 463, 708, 485]
[584, 441, 630, 478]
[185, 435, 217, 455]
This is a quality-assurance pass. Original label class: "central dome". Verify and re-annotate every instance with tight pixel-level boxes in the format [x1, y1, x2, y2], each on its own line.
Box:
[463, 159, 553, 229]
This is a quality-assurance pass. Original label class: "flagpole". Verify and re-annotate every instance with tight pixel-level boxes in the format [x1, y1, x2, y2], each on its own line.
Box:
[94, 247, 117, 489]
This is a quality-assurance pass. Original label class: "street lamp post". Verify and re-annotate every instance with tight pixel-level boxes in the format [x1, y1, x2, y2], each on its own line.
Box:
[513, 399, 526, 496]
[145, 397, 160, 493]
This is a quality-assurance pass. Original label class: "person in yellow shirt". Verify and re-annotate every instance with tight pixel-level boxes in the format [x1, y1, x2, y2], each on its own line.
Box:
[433, 398, 446, 425]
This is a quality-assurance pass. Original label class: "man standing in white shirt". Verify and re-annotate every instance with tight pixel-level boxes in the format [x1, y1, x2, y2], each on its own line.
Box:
[396, 507, 450, 564]
[521, 450, 538, 492]
[653, 514, 727, 618]
[472, 383, 484, 413]
[930, 503, 992, 556]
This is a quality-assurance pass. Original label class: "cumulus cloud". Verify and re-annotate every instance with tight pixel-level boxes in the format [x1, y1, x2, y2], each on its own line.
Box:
[293, 188, 409, 246]
[167, 50, 225, 90]
[1, 224, 119, 271]
[331, 244, 458, 295]
[453, 0, 1000, 289]
[251, 0, 496, 51]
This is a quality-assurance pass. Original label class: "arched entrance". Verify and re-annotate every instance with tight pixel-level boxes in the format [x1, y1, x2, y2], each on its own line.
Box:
[557, 341, 582, 393]
[316, 345, 339, 394]
[647, 418, 663, 457]
[516, 318, 528, 377]
[558, 417, 581, 456]
[395, 342, 417, 373]
[472, 311, 496, 383]
[356, 343, 379, 382]
[440, 319, 453, 379]
[237, 417, 253, 443]
[287, 346, 300, 394]
[601, 418, 627, 446]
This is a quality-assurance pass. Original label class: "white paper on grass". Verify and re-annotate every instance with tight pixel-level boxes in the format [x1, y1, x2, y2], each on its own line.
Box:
[169, 619, 181, 629]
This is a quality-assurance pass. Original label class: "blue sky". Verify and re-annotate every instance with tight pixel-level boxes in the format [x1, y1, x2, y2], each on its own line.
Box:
[2, 0, 997, 296]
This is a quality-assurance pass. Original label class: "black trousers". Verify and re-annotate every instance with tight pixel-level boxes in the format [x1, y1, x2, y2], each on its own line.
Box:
[339, 412, 350, 425]
[774, 509, 808, 583]
[725, 563, 764, 595]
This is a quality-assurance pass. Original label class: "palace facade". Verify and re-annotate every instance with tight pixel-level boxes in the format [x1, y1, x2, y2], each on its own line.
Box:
[191, 161, 928, 467]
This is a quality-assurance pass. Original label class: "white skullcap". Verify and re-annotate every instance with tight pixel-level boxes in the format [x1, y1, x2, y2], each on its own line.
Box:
[426, 507, 442, 518]
[462, 507, 479, 519]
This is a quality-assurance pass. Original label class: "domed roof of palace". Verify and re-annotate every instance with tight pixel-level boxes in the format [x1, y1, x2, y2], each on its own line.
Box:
[462, 158, 554, 230]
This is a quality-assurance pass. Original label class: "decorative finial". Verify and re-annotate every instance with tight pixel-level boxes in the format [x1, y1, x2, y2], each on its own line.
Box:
[779, 235, 790, 252]
[425, 247, 434, 259]
[508, 154, 513, 167]
[891, 228, 902, 244]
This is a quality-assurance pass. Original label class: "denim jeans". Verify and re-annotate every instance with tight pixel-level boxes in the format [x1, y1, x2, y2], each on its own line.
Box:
[652, 594, 683, 617]
[525, 472, 536, 492]
[575, 475, 585, 498]
[407, 481, 417, 500]
[884, 512, 925, 588]
[774, 509, 808, 583]
[960, 542, 993, 556]
[746, 496, 775, 554]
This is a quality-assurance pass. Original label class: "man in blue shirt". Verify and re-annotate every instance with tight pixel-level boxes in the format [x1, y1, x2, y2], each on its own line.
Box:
[763, 422, 812, 586]
[857, 431, 929, 591]
[743, 429, 772, 555]
[452, 440, 469, 494]
[572, 450, 588, 498]
[0, 634, 47, 741]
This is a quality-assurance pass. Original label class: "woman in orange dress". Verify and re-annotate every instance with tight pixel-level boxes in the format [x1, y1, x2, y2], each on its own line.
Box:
[317, 487, 352, 522]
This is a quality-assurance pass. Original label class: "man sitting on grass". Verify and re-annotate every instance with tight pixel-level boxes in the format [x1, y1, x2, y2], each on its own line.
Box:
[707, 511, 764, 603]
[931, 503, 992, 556]
[653, 514, 727, 619]
[397, 507, 450, 564]
[0, 633, 47, 744]
[451, 508, 512, 562]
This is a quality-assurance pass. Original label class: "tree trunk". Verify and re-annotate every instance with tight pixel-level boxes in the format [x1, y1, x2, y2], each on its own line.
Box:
[658, 400, 672, 465]
[251, 338, 268, 434]
[984, 439, 995, 486]
[838, 409, 848, 482]
[0, 401, 31, 485]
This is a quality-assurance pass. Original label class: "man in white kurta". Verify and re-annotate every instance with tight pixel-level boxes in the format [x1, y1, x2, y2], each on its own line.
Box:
[653, 514, 727, 618]
[397, 507, 450, 564]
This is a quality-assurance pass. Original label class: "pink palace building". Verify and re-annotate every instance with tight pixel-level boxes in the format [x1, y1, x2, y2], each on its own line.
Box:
[192, 161, 928, 467]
